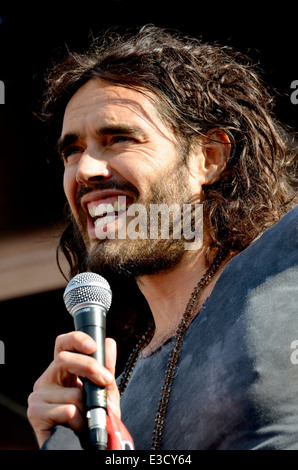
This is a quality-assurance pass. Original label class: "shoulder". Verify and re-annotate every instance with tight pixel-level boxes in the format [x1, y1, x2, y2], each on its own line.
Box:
[228, 205, 298, 278]
[254, 205, 298, 251]
[207, 206, 298, 311]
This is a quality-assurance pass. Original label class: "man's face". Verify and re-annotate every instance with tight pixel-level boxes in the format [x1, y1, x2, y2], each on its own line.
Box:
[59, 79, 203, 278]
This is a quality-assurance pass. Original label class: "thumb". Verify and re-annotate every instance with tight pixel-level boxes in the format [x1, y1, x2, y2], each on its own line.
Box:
[105, 338, 117, 376]
[105, 338, 121, 419]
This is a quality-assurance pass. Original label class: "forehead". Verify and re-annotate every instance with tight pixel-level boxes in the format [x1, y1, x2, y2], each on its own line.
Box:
[61, 78, 173, 139]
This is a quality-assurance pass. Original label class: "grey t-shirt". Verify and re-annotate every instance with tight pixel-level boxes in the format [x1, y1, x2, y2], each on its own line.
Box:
[43, 205, 298, 450]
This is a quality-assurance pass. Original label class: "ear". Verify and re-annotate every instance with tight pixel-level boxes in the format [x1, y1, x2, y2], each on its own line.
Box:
[187, 130, 231, 200]
[200, 130, 231, 184]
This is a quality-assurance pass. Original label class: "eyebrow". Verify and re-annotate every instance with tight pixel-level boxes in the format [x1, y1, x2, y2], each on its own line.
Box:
[96, 124, 147, 140]
[57, 124, 147, 156]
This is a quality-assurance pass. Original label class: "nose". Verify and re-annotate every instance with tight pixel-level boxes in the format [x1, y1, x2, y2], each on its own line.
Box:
[76, 150, 112, 186]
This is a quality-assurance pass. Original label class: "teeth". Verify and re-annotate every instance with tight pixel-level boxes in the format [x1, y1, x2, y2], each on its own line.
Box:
[89, 202, 114, 218]
[119, 200, 127, 211]
[88, 198, 128, 218]
[94, 214, 116, 228]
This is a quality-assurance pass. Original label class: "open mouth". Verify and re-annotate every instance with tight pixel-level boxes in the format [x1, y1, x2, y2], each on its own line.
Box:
[87, 195, 133, 236]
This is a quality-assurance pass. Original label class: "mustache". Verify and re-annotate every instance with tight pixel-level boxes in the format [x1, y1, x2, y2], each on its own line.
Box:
[76, 178, 140, 205]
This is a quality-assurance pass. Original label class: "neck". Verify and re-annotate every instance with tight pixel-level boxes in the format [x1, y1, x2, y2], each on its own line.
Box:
[136, 247, 225, 354]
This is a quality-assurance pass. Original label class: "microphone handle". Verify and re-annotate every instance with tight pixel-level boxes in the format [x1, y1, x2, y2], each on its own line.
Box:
[73, 305, 108, 450]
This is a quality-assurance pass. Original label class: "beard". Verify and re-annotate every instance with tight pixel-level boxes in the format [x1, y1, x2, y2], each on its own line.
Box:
[73, 160, 196, 282]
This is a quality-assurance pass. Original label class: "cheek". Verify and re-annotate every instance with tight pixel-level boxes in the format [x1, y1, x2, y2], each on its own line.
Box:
[63, 168, 78, 217]
[115, 153, 163, 190]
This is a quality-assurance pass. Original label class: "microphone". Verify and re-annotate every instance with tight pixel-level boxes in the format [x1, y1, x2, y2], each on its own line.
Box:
[63, 272, 112, 450]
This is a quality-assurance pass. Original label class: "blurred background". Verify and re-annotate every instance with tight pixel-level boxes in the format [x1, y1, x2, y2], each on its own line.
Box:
[0, 1, 297, 449]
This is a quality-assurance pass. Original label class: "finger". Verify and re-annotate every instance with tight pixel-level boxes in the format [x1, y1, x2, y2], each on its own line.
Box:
[28, 401, 85, 448]
[54, 331, 97, 358]
[36, 350, 113, 390]
[27, 387, 85, 448]
[46, 403, 84, 432]
[54, 333, 115, 385]
[29, 385, 84, 414]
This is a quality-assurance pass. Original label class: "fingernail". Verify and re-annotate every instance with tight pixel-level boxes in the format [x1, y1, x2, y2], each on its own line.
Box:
[83, 338, 96, 352]
[101, 368, 113, 383]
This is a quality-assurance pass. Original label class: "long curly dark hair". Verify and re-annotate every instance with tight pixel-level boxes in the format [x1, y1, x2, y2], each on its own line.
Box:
[41, 25, 297, 355]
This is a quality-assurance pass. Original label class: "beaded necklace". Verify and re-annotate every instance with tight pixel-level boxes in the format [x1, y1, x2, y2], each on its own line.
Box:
[118, 248, 227, 450]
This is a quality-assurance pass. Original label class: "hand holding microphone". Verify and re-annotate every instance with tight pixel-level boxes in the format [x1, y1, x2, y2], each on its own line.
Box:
[27, 273, 119, 450]
[63, 272, 112, 450]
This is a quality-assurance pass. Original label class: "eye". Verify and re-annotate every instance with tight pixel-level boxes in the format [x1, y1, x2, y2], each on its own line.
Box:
[61, 146, 82, 162]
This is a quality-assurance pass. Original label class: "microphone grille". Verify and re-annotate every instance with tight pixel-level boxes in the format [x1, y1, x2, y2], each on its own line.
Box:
[63, 272, 112, 315]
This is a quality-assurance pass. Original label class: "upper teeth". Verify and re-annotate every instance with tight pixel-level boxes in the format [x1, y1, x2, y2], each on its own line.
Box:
[88, 199, 127, 218]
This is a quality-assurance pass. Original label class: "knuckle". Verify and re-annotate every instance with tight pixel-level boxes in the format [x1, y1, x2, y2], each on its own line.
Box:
[32, 378, 41, 392]
[62, 404, 84, 430]
[54, 333, 68, 352]
[27, 393, 41, 423]
[54, 333, 64, 346]
[65, 404, 77, 419]
[55, 350, 69, 366]
[27, 402, 35, 422]
[32, 369, 50, 392]
[27, 391, 35, 408]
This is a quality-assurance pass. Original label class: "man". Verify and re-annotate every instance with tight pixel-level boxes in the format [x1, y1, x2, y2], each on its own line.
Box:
[27, 25, 298, 450]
